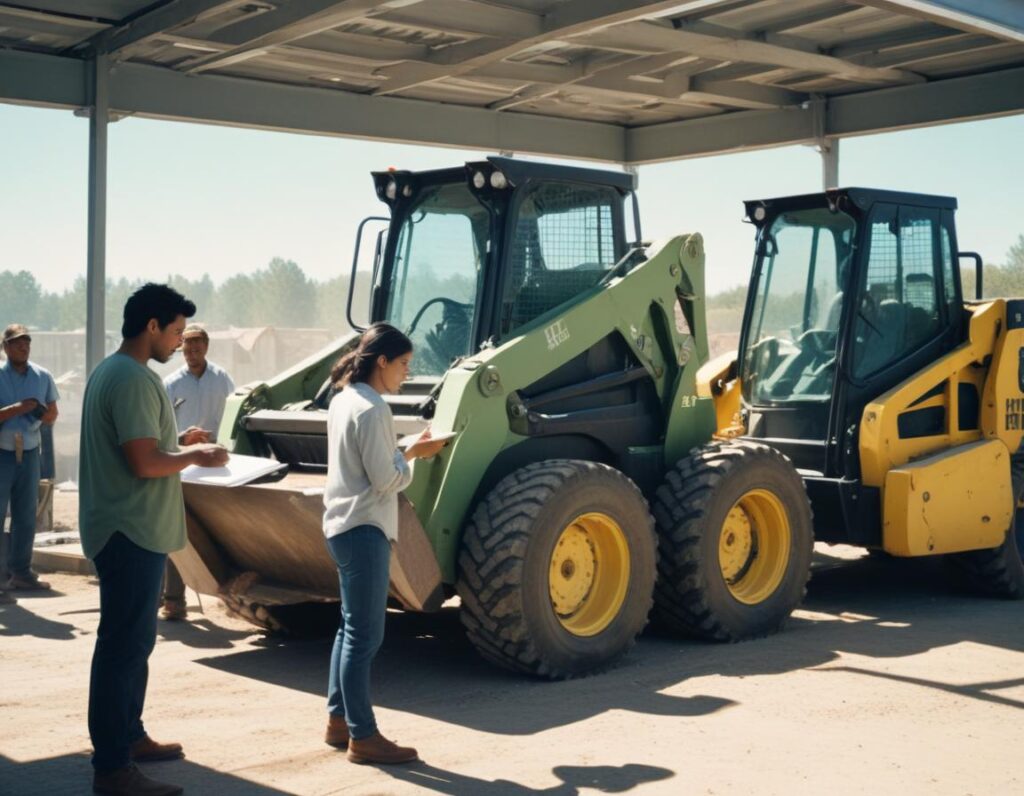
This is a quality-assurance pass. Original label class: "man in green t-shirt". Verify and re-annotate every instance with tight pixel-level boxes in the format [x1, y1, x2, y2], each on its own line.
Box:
[81, 283, 229, 796]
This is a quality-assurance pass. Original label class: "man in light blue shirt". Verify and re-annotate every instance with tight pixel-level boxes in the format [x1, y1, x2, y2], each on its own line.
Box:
[160, 323, 235, 620]
[0, 323, 59, 597]
[163, 324, 235, 444]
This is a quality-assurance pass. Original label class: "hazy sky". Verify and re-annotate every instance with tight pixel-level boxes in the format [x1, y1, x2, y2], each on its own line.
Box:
[1, 102, 1021, 297]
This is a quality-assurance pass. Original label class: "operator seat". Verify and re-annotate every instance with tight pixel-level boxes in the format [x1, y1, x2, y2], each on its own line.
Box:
[855, 299, 906, 375]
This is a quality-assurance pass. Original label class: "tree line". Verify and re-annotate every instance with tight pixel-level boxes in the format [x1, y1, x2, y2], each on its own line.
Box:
[0, 258, 361, 334]
[4, 235, 1022, 335]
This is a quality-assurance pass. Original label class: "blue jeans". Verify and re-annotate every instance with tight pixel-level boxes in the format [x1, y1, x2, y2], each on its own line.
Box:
[0, 447, 41, 578]
[88, 532, 167, 773]
[326, 525, 391, 740]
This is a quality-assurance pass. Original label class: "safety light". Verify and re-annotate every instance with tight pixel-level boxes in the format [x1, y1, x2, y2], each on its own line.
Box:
[472, 171, 487, 190]
[385, 180, 397, 200]
[490, 170, 508, 190]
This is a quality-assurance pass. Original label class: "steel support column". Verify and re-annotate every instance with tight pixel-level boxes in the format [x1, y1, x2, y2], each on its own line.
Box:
[820, 137, 839, 189]
[86, 55, 109, 375]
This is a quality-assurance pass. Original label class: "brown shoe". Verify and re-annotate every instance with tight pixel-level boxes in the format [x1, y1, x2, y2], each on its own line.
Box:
[130, 735, 184, 762]
[93, 763, 183, 795]
[160, 599, 187, 621]
[347, 732, 418, 765]
[7, 572, 51, 591]
[325, 714, 350, 748]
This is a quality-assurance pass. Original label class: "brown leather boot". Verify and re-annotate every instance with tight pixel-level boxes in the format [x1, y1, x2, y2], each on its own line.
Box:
[6, 572, 51, 591]
[160, 599, 187, 621]
[93, 763, 182, 795]
[347, 732, 418, 765]
[130, 735, 184, 762]
[325, 715, 350, 748]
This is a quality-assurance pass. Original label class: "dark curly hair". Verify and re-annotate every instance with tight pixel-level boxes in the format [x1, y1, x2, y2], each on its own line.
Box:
[122, 283, 196, 338]
[331, 323, 413, 387]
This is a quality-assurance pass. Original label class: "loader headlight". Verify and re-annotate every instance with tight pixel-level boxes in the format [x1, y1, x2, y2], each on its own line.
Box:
[489, 170, 508, 190]
[753, 206, 766, 221]
[472, 170, 487, 190]
[385, 180, 398, 200]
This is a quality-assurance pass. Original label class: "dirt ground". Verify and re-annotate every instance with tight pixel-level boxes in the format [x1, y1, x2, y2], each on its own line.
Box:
[2, 550, 1023, 796]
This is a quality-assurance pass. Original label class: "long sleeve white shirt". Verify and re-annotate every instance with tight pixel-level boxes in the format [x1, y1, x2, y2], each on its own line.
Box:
[323, 381, 412, 541]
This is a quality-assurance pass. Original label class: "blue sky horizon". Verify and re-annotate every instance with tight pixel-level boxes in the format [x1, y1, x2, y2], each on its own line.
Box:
[1, 102, 1021, 297]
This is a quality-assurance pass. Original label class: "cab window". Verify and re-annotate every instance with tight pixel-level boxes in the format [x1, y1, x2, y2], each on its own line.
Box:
[500, 181, 624, 337]
[852, 206, 943, 378]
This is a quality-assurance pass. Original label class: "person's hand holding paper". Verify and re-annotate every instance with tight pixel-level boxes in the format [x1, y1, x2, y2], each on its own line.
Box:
[402, 427, 456, 460]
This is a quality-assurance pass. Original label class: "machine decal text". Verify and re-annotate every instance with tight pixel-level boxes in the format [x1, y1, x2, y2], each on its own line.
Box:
[545, 320, 570, 350]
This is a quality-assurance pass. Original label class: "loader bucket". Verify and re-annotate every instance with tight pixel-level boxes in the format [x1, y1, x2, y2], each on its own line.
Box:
[175, 472, 445, 616]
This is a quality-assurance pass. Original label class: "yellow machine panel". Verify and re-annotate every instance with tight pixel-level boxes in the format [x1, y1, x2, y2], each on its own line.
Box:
[860, 302, 999, 488]
[696, 350, 743, 439]
[981, 306, 1024, 449]
[883, 439, 1013, 556]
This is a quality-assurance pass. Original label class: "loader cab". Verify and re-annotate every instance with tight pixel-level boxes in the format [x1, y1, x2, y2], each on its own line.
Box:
[355, 157, 636, 378]
[737, 189, 966, 538]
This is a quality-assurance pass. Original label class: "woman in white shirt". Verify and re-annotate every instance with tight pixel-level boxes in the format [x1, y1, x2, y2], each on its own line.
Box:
[321, 323, 446, 765]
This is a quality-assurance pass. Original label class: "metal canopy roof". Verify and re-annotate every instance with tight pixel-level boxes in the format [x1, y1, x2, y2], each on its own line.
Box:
[2, 0, 1023, 163]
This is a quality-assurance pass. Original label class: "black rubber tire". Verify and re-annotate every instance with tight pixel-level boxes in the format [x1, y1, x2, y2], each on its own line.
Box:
[653, 440, 814, 641]
[946, 457, 1024, 598]
[456, 460, 657, 679]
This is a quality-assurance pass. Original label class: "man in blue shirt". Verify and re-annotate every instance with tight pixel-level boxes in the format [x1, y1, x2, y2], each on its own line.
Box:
[0, 323, 59, 599]
[160, 323, 235, 620]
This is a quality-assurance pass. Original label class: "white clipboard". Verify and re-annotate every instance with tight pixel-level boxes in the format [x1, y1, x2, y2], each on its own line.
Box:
[181, 453, 287, 487]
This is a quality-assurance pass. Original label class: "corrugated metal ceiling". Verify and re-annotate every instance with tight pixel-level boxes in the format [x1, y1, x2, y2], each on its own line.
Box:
[3, 0, 1021, 129]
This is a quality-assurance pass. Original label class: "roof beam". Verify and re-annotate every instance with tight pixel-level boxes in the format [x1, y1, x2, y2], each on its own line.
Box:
[181, 0, 421, 74]
[372, 0, 740, 96]
[856, 1, 1024, 45]
[2, 50, 1020, 166]
[827, 22, 959, 59]
[626, 65, 1024, 162]
[849, 35, 1008, 69]
[577, 20, 925, 84]
[0, 47, 85, 107]
[380, 0, 542, 39]
[110, 57, 624, 160]
[0, 5, 107, 32]
[75, 0, 245, 56]
[470, 50, 804, 111]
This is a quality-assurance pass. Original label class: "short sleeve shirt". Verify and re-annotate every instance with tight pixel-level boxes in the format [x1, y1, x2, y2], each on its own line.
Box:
[79, 353, 186, 560]
[163, 361, 235, 442]
[0, 360, 59, 451]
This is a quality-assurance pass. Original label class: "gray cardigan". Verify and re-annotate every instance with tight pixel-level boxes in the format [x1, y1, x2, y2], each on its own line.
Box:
[322, 381, 412, 541]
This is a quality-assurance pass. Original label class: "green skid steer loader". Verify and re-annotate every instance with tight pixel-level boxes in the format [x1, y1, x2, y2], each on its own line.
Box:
[176, 157, 730, 678]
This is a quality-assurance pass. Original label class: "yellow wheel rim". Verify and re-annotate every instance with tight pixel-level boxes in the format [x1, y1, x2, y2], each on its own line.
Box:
[718, 489, 791, 605]
[548, 512, 630, 637]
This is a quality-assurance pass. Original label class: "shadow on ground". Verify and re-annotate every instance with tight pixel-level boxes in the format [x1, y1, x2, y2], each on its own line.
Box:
[0, 600, 77, 640]
[193, 550, 1024, 736]
[0, 752, 296, 796]
[157, 614, 258, 650]
[384, 761, 675, 795]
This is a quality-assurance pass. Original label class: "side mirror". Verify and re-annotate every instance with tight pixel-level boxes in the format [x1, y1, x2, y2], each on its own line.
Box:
[958, 251, 983, 300]
[347, 216, 389, 331]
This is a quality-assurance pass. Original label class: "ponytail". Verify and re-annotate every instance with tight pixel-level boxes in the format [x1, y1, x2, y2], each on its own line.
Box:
[331, 323, 413, 388]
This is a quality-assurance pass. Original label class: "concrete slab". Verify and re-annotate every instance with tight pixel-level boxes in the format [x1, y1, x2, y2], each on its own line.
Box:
[32, 543, 94, 577]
